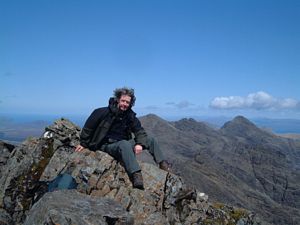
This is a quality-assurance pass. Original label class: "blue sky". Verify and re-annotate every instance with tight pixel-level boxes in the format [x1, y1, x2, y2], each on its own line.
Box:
[1, 0, 300, 120]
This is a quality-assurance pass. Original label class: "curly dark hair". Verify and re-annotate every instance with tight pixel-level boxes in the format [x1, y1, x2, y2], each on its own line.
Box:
[113, 87, 136, 107]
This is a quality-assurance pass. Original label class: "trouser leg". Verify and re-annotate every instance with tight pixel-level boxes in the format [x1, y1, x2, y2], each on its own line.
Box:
[101, 140, 140, 175]
[146, 137, 165, 164]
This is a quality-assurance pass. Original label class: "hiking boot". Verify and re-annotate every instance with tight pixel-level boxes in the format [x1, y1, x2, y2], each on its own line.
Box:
[132, 171, 144, 190]
[159, 160, 171, 172]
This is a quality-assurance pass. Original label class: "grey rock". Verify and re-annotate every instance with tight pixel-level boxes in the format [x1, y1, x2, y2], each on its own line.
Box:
[0, 141, 14, 166]
[0, 138, 51, 211]
[24, 190, 134, 225]
[0, 208, 13, 225]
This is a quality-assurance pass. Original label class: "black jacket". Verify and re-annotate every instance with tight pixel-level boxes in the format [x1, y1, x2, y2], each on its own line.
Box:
[80, 98, 148, 151]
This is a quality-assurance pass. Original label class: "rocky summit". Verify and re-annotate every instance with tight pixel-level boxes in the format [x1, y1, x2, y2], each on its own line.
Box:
[0, 118, 261, 225]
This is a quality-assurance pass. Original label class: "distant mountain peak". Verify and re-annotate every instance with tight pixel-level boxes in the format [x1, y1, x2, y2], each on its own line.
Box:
[139, 113, 170, 125]
[140, 113, 163, 120]
[173, 117, 217, 135]
[220, 115, 275, 142]
[232, 115, 254, 124]
[222, 115, 257, 130]
[139, 114, 177, 132]
[179, 118, 197, 122]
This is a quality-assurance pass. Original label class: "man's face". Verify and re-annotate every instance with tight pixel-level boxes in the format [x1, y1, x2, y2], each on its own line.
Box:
[117, 95, 131, 111]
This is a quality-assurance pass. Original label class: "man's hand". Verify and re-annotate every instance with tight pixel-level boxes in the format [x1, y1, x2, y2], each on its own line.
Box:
[134, 144, 143, 154]
[75, 144, 85, 152]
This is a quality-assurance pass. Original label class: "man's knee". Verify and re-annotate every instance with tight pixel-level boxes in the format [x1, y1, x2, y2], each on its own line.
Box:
[117, 140, 133, 151]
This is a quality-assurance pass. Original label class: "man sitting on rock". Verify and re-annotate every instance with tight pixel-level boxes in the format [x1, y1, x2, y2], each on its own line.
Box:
[75, 87, 170, 190]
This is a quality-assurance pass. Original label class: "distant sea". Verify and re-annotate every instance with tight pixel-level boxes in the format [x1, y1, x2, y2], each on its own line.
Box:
[1, 113, 300, 144]
[0, 113, 87, 143]
[251, 118, 300, 134]
[0, 113, 86, 126]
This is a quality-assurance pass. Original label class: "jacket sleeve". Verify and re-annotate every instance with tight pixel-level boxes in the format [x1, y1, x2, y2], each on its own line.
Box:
[80, 108, 104, 148]
[131, 116, 148, 149]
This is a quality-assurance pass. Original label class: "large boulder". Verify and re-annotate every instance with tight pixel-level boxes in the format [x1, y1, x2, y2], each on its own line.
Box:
[24, 190, 134, 225]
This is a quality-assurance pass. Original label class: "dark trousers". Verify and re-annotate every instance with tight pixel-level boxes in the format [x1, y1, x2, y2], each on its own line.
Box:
[100, 137, 165, 175]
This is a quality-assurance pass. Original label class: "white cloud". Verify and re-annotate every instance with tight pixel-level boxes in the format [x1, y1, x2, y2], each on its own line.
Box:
[165, 100, 194, 109]
[144, 105, 160, 110]
[166, 102, 176, 106]
[278, 98, 299, 108]
[210, 91, 300, 110]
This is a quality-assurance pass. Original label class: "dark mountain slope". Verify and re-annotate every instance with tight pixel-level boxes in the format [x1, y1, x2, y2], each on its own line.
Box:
[140, 114, 300, 225]
[221, 115, 300, 169]
[141, 115, 254, 208]
[172, 118, 219, 136]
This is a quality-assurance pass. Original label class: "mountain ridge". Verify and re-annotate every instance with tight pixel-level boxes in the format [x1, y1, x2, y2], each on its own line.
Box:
[1, 113, 300, 144]
[139, 114, 300, 225]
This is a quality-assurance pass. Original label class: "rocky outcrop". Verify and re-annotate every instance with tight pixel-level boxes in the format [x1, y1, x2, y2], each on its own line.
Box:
[24, 190, 134, 225]
[0, 118, 261, 225]
[0, 141, 15, 177]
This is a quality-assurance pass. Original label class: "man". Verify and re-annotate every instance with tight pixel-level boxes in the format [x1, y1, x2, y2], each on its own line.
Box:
[75, 87, 170, 190]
